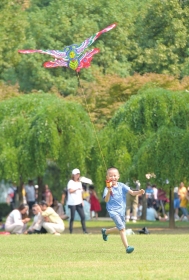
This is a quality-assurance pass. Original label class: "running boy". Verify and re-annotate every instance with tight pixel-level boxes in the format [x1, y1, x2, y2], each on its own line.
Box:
[102, 167, 145, 254]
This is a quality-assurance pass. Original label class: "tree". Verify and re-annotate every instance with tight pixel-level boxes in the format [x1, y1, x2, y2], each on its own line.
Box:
[0, 1, 28, 83]
[128, 0, 189, 75]
[91, 88, 189, 227]
[0, 93, 93, 197]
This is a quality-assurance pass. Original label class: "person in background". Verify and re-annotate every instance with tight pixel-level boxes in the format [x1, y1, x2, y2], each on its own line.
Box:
[24, 204, 44, 234]
[152, 184, 158, 210]
[145, 183, 154, 208]
[89, 185, 101, 220]
[67, 168, 88, 234]
[6, 182, 18, 210]
[179, 186, 189, 221]
[25, 180, 36, 217]
[82, 183, 90, 202]
[157, 188, 169, 218]
[5, 203, 30, 234]
[53, 198, 69, 220]
[174, 186, 180, 221]
[39, 201, 65, 235]
[146, 201, 159, 221]
[42, 184, 53, 207]
[126, 180, 140, 223]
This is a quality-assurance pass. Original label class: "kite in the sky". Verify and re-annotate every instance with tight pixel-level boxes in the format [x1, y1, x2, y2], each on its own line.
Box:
[43, 48, 100, 72]
[18, 23, 116, 72]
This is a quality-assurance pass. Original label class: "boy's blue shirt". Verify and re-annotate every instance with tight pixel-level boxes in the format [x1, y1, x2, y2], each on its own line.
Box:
[103, 182, 130, 217]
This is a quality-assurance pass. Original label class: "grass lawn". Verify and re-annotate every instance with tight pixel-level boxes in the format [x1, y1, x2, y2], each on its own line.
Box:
[0, 220, 189, 280]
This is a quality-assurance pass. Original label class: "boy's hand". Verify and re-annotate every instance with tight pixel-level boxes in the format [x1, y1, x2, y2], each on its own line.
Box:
[140, 189, 145, 195]
[106, 180, 112, 188]
[108, 187, 112, 193]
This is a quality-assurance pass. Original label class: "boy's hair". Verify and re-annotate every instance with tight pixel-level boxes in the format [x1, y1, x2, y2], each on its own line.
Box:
[106, 167, 119, 175]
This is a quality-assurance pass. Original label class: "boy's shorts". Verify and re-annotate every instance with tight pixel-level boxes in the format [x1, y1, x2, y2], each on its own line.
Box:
[111, 215, 125, 230]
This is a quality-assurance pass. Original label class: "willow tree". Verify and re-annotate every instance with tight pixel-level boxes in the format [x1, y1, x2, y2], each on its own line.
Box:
[0, 93, 93, 198]
[92, 87, 189, 227]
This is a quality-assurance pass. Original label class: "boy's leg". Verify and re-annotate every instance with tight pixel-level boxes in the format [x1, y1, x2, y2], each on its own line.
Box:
[119, 228, 128, 248]
[101, 227, 117, 241]
[105, 227, 118, 234]
[119, 229, 134, 253]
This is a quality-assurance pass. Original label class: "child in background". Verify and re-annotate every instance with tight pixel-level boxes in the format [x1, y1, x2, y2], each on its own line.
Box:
[102, 167, 145, 254]
[89, 185, 101, 219]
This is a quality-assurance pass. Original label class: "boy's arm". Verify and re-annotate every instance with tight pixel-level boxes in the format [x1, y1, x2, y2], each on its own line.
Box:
[104, 188, 112, 202]
[128, 189, 145, 196]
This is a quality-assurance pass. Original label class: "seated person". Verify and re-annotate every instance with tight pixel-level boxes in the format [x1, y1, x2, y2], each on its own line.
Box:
[24, 204, 45, 234]
[5, 203, 30, 234]
[146, 206, 159, 221]
[52, 198, 69, 220]
[39, 201, 65, 235]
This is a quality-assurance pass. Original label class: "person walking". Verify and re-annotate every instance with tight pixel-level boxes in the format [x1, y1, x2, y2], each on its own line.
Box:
[67, 168, 88, 234]
[101, 167, 145, 254]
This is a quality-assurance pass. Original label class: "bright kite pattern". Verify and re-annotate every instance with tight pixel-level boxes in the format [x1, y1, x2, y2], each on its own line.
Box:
[18, 23, 116, 72]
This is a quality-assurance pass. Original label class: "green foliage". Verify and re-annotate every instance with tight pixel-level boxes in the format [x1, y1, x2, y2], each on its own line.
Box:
[129, 0, 189, 75]
[0, 1, 28, 83]
[0, 93, 93, 184]
[91, 88, 189, 190]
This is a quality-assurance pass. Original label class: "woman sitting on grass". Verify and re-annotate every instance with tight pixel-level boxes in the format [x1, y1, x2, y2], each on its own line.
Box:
[5, 203, 30, 234]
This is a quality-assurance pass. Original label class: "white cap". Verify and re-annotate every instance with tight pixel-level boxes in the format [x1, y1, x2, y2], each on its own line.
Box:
[72, 168, 80, 175]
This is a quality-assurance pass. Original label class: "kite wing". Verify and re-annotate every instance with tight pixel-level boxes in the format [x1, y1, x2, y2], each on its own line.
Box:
[43, 59, 68, 68]
[18, 49, 68, 60]
[76, 48, 100, 72]
[75, 23, 116, 55]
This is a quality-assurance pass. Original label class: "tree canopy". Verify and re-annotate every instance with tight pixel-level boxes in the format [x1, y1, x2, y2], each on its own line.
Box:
[2, 0, 189, 95]
[0, 93, 93, 188]
[91, 88, 189, 191]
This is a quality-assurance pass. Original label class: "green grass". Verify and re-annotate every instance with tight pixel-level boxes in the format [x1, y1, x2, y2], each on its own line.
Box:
[0, 220, 189, 279]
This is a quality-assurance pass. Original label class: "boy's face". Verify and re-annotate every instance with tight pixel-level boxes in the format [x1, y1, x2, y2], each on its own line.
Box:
[106, 169, 120, 186]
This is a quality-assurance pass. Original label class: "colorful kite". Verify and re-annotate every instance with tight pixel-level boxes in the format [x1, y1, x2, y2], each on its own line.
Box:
[43, 48, 100, 72]
[18, 23, 116, 72]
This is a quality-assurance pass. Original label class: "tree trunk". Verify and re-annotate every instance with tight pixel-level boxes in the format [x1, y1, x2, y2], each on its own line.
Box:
[37, 176, 43, 202]
[169, 186, 175, 228]
[141, 194, 147, 220]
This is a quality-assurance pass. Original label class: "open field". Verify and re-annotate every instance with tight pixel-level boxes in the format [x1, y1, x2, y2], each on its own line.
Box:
[0, 220, 189, 280]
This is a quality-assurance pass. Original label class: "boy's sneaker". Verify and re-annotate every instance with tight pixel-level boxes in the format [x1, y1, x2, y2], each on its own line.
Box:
[126, 246, 134, 254]
[101, 228, 108, 241]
